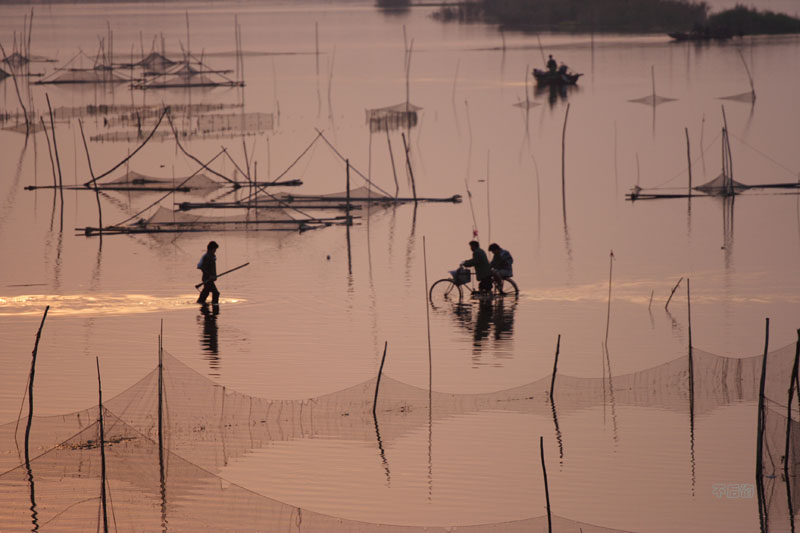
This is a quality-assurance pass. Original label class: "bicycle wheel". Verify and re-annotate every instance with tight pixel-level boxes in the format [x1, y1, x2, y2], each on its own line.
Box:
[495, 278, 519, 298]
[429, 278, 463, 306]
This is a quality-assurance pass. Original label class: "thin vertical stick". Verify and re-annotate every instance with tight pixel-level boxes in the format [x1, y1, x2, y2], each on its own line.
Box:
[756, 317, 770, 533]
[79, 119, 103, 235]
[96, 357, 109, 533]
[549, 335, 561, 403]
[40, 117, 57, 192]
[401, 132, 417, 203]
[648, 290, 654, 310]
[783, 330, 800, 484]
[486, 151, 491, 243]
[604, 250, 614, 345]
[345, 159, 351, 225]
[372, 341, 388, 417]
[423, 236, 432, 391]
[386, 125, 399, 198]
[561, 103, 570, 213]
[24, 306, 49, 466]
[540, 436, 552, 533]
[687, 277, 694, 425]
[314, 21, 319, 76]
[45, 95, 64, 212]
[613, 121, 618, 190]
[685, 128, 693, 197]
[651, 65, 656, 101]
[665, 277, 683, 311]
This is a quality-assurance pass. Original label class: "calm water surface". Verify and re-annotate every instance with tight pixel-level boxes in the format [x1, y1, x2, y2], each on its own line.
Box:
[1, 1, 799, 531]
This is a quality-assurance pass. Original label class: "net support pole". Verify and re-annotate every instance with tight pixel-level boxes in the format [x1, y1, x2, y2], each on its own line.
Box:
[540, 436, 552, 533]
[756, 317, 770, 533]
[665, 277, 683, 311]
[386, 124, 399, 199]
[345, 159, 351, 226]
[45, 94, 64, 216]
[685, 127, 692, 198]
[549, 335, 560, 403]
[785, 330, 800, 482]
[401, 132, 417, 204]
[24, 306, 49, 467]
[560, 103, 570, 216]
[96, 357, 109, 533]
[372, 341, 388, 417]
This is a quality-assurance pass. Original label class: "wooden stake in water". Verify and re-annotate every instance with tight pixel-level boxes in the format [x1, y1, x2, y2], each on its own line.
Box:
[604, 250, 615, 344]
[79, 119, 104, 236]
[96, 357, 109, 533]
[24, 307, 49, 468]
[372, 341, 388, 417]
[756, 317, 770, 532]
[401, 132, 417, 203]
[549, 335, 561, 403]
[540, 436, 552, 533]
[45, 94, 64, 214]
[665, 277, 683, 311]
[345, 158, 351, 225]
[561, 104, 570, 213]
[785, 330, 800, 484]
[386, 125, 399, 198]
[685, 128, 693, 197]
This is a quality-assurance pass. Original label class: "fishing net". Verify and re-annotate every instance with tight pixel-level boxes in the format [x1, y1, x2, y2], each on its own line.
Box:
[694, 172, 751, 196]
[138, 206, 304, 231]
[366, 103, 421, 132]
[105, 171, 221, 191]
[2, 338, 797, 531]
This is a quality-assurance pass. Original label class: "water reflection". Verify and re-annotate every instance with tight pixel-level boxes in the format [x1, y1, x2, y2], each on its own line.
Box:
[198, 304, 220, 371]
[535, 84, 578, 109]
[448, 298, 516, 359]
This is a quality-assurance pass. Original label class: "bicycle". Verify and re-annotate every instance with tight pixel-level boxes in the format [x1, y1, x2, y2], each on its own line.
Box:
[429, 267, 519, 306]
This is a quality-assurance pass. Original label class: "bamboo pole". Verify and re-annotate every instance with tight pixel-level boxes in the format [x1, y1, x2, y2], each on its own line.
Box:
[665, 277, 683, 311]
[561, 103, 570, 213]
[549, 335, 561, 403]
[604, 250, 614, 344]
[345, 159, 351, 225]
[540, 436, 552, 533]
[685, 128, 693, 197]
[687, 277, 694, 422]
[386, 124, 399, 198]
[756, 317, 770, 533]
[648, 290, 654, 311]
[79, 119, 103, 237]
[0, 42, 29, 135]
[96, 357, 109, 533]
[45, 95, 64, 212]
[784, 329, 800, 483]
[40, 117, 57, 193]
[24, 306, 49, 467]
[372, 341, 389, 417]
[401, 132, 417, 203]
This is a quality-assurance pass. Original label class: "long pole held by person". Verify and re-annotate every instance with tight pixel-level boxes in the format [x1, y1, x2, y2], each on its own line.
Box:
[194, 262, 250, 290]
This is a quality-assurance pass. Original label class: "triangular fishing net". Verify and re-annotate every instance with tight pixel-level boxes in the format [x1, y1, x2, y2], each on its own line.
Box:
[694, 173, 750, 196]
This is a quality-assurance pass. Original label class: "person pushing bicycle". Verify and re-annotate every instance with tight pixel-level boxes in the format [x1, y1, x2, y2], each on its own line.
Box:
[488, 243, 514, 290]
[461, 240, 492, 293]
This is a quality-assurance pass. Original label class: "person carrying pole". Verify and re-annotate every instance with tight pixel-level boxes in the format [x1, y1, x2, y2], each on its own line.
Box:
[197, 241, 220, 304]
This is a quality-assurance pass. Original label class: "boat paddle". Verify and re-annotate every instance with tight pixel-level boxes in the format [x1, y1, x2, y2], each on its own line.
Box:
[194, 262, 250, 290]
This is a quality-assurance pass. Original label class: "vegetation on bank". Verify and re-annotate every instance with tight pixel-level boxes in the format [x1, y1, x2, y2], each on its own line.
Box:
[431, 0, 800, 35]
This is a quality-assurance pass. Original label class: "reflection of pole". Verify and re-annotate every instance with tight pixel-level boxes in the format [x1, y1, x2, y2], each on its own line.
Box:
[423, 236, 433, 501]
[549, 335, 560, 403]
[97, 358, 109, 533]
[540, 436, 552, 533]
[756, 318, 770, 533]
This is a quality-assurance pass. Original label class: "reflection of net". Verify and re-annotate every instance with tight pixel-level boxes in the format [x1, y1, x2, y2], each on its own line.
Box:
[2, 341, 798, 531]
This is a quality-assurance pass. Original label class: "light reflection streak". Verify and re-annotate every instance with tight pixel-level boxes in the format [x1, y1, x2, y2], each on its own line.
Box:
[0, 294, 245, 317]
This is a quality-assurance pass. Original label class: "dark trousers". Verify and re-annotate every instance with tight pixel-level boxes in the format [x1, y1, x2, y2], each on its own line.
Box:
[198, 281, 220, 304]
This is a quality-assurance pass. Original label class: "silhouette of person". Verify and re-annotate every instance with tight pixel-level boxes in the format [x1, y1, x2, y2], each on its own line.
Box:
[547, 54, 557, 73]
[197, 241, 220, 304]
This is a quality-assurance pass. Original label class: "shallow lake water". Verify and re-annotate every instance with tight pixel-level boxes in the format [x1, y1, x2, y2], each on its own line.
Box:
[1, 1, 800, 531]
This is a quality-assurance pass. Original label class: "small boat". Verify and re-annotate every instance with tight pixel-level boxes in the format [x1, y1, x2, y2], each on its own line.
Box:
[532, 66, 582, 87]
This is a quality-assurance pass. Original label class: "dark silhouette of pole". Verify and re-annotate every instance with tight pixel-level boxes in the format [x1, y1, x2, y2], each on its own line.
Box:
[79, 119, 104, 236]
[45, 95, 64, 219]
[540, 436, 552, 533]
[372, 342, 388, 417]
[96, 358, 109, 533]
[401, 132, 417, 203]
[756, 318, 770, 533]
[665, 277, 683, 311]
[685, 128, 692, 198]
[24, 306, 49, 469]
[560, 103, 570, 214]
[549, 335, 560, 403]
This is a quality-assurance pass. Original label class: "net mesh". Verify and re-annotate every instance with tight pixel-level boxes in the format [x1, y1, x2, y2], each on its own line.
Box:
[2, 338, 798, 531]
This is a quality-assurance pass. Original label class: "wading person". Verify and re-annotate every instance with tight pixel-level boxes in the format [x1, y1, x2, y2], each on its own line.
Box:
[488, 242, 514, 289]
[462, 240, 492, 294]
[197, 241, 220, 304]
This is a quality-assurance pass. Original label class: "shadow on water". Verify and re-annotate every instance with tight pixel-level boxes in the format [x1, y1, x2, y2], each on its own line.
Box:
[198, 304, 220, 372]
[445, 298, 517, 361]
[535, 84, 578, 110]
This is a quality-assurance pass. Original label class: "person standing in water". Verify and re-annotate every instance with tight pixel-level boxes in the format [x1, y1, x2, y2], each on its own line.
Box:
[197, 241, 220, 304]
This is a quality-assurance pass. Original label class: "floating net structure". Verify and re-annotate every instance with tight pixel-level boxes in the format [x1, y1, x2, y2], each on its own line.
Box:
[2, 331, 798, 531]
[366, 103, 421, 132]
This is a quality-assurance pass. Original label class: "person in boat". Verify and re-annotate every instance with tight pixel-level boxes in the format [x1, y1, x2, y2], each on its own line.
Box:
[546, 54, 557, 73]
[488, 243, 514, 288]
[197, 241, 220, 304]
[462, 240, 492, 293]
